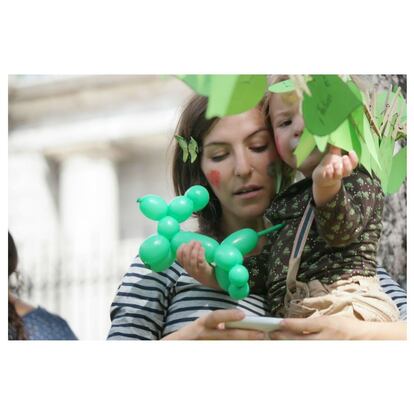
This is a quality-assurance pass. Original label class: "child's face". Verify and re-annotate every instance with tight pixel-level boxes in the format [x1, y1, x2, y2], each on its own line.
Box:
[269, 92, 323, 177]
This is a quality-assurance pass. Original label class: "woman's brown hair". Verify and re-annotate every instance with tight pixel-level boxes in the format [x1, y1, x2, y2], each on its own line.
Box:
[8, 232, 27, 340]
[171, 94, 222, 239]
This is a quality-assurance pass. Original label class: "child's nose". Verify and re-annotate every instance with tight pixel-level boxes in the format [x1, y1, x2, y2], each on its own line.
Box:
[294, 115, 305, 137]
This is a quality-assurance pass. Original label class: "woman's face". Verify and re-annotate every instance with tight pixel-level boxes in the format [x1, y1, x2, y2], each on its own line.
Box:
[201, 108, 277, 226]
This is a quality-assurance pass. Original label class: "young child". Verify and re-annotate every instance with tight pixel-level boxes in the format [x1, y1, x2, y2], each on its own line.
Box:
[260, 76, 399, 321]
[178, 78, 399, 323]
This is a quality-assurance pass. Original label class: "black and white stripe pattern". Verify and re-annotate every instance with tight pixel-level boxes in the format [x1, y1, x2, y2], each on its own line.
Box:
[107, 257, 268, 340]
[107, 258, 406, 340]
[377, 267, 407, 320]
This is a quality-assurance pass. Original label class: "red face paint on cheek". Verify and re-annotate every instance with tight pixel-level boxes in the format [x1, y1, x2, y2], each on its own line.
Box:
[274, 133, 282, 158]
[207, 170, 221, 188]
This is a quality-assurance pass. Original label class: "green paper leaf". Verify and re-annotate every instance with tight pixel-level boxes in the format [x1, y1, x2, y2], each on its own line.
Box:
[386, 146, 407, 194]
[329, 118, 353, 152]
[359, 140, 372, 176]
[350, 103, 364, 137]
[175, 135, 189, 162]
[347, 80, 365, 104]
[347, 118, 362, 160]
[314, 135, 329, 152]
[178, 74, 268, 119]
[188, 137, 199, 163]
[302, 75, 362, 136]
[362, 113, 381, 169]
[326, 117, 364, 169]
[372, 137, 394, 192]
[294, 128, 316, 167]
[206, 75, 267, 118]
[375, 90, 407, 126]
[268, 79, 296, 94]
[177, 75, 213, 97]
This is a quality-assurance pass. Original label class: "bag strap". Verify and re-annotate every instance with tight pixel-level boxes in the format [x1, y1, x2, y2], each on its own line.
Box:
[285, 200, 314, 296]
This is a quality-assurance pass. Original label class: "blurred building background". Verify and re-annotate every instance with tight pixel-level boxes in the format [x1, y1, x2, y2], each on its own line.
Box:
[8, 75, 192, 339]
[8, 75, 406, 340]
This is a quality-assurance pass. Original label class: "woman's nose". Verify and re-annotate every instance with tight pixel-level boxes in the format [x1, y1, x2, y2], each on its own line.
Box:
[234, 152, 253, 178]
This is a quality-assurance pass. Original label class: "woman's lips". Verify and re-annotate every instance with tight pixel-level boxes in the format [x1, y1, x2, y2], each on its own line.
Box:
[234, 187, 263, 199]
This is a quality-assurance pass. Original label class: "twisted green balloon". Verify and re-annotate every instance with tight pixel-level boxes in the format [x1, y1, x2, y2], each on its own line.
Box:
[137, 185, 284, 300]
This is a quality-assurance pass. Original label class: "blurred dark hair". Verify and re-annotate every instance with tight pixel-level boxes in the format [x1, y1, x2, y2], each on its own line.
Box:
[8, 232, 26, 340]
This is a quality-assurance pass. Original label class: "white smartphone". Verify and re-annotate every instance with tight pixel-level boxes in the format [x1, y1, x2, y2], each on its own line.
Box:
[225, 316, 283, 332]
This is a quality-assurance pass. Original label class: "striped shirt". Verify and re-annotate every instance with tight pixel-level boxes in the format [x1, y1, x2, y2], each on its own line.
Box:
[377, 267, 407, 320]
[107, 257, 407, 340]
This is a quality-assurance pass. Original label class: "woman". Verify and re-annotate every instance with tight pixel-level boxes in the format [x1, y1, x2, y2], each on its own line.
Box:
[107, 94, 406, 340]
[8, 232, 77, 340]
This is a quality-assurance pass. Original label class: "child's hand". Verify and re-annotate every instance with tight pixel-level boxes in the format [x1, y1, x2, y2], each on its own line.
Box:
[312, 145, 358, 188]
[176, 241, 220, 290]
[312, 145, 358, 206]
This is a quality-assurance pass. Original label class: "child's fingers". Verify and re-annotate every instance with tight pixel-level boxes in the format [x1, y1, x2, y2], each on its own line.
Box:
[333, 160, 343, 179]
[323, 164, 334, 180]
[328, 145, 342, 156]
[348, 150, 359, 169]
[342, 155, 353, 177]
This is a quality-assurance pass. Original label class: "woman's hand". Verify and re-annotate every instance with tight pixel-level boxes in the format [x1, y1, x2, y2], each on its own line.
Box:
[269, 315, 407, 340]
[269, 315, 362, 340]
[162, 309, 265, 340]
[177, 241, 220, 289]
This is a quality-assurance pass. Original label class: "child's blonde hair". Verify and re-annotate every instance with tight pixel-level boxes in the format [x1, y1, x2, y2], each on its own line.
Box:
[261, 75, 290, 122]
[261, 74, 297, 191]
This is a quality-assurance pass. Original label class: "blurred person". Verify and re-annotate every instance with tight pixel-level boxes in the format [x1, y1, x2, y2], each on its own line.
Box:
[8, 232, 77, 340]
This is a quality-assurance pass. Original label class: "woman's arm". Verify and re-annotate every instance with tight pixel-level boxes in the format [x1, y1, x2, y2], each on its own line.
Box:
[107, 256, 179, 340]
[269, 316, 406, 340]
[268, 267, 407, 340]
[162, 309, 265, 340]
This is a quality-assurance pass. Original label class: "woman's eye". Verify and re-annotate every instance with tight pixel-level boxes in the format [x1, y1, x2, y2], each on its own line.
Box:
[211, 153, 228, 162]
[251, 145, 268, 153]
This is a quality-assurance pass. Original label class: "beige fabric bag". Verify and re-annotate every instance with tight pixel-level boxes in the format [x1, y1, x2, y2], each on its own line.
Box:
[283, 201, 399, 322]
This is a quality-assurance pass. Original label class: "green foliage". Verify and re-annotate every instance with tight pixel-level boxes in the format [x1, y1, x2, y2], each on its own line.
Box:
[178, 74, 407, 194]
[386, 146, 407, 195]
[178, 74, 267, 118]
[293, 128, 316, 166]
[302, 75, 362, 136]
[268, 79, 296, 93]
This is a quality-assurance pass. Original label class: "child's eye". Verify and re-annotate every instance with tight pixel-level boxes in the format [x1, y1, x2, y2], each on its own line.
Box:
[251, 145, 268, 153]
[279, 120, 292, 128]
